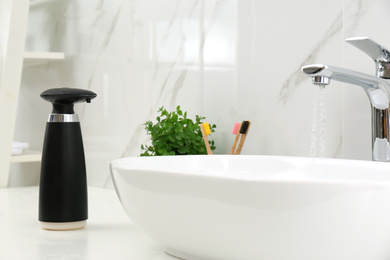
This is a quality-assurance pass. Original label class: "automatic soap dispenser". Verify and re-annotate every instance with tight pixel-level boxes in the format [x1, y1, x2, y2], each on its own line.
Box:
[39, 88, 97, 231]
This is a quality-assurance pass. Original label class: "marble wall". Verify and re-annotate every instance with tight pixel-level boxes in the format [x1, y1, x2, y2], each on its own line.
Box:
[9, 0, 390, 187]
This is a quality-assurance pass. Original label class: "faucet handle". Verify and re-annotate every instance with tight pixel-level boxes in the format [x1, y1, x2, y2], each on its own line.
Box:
[346, 37, 390, 79]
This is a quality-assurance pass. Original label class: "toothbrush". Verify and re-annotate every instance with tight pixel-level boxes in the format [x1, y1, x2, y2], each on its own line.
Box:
[229, 122, 241, 155]
[200, 122, 213, 155]
[234, 120, 251, 155]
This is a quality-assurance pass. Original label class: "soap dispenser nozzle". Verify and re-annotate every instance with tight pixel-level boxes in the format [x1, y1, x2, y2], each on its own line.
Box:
[41, 87, 97, 114]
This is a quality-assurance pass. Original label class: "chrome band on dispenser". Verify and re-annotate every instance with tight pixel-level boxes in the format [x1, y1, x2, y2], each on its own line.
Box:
[47, 114, 79, 122]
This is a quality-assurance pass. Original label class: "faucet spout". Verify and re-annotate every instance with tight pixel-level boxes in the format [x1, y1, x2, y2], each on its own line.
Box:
[302, 64, 390, 162]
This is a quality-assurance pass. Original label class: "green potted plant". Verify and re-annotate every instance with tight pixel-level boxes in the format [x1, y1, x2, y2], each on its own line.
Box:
[140, 106, 216, 156]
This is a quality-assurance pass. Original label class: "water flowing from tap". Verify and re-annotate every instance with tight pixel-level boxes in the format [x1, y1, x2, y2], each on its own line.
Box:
[302, 63, 390, 161]
[311, 84, 326, 158]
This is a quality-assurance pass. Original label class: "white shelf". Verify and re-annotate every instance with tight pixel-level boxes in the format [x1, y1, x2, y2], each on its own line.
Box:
[0, 1, 65, 187]
[10, 150, 41, 163]
[30, 0, 57, 7]
[23, 51, 65, 66]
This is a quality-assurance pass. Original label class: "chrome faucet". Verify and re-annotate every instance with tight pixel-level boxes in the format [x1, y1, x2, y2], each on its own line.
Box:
[302, 37, 390, 162]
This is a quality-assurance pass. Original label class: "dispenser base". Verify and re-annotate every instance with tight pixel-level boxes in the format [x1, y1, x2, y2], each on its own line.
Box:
[40, 220, 86, 231]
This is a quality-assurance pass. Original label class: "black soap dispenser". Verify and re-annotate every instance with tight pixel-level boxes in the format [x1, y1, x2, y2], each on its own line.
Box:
[39, 88, 97, 231]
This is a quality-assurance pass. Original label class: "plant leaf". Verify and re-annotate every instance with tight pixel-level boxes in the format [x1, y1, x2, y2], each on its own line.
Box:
[178, 146, 189, 154]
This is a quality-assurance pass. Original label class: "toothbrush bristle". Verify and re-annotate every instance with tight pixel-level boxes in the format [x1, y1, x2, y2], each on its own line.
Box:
[239, 121, 249, 134]
[232, 122, 241, 135]
[202, 122, 211, 135]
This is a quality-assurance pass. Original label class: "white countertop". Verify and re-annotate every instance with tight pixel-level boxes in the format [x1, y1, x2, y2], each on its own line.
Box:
[0, 186, 176, 260]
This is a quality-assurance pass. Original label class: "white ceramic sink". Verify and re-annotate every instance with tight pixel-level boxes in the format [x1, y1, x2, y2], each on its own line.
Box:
[110, 155, 390, 260]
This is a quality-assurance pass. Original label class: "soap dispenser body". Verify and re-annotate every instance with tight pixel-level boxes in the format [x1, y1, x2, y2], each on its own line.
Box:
[39, 114, 88, 230]
[38, 87, 96, 231]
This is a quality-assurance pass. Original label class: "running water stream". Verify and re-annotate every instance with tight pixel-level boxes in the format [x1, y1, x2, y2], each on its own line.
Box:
[311, 84, 326, 158]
